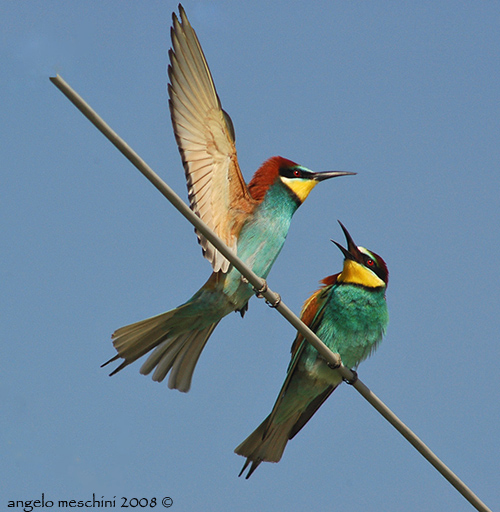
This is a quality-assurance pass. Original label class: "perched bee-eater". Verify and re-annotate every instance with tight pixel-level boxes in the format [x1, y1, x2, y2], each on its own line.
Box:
[102, 6, 354, 392]
[235, 222, 389, 478]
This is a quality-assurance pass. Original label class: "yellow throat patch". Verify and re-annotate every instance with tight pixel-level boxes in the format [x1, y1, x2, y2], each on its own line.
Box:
[280, 177, 318, 203]
[337, 259, 385, 288]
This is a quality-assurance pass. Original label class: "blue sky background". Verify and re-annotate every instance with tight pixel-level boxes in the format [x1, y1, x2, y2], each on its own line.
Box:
[2, 1, 499, 511]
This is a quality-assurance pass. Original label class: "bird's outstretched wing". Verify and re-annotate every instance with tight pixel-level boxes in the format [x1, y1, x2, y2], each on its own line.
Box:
[169, 6, 256, 273]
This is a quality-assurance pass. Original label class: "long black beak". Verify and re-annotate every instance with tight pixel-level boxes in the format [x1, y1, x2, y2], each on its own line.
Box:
[312, 170, 356, 182]
[332, 221, 363, 261]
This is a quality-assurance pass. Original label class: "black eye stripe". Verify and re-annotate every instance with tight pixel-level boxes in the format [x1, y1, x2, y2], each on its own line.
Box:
[279, 166, 307, 179]
[358, 248, 389, 286]
[363, 254, 375, 266]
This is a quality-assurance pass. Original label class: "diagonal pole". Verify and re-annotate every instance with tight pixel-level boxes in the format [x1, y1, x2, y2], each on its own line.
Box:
[50, 74, 493, 512]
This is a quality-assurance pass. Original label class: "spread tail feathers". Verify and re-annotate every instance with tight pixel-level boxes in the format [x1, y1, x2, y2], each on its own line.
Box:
[101, 306, 220, 393]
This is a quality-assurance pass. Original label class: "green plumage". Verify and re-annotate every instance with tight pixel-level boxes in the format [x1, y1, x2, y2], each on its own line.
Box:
[310, 284, 388, 370]
[235, 223, 389, 478]
[102, 5, 354, 393]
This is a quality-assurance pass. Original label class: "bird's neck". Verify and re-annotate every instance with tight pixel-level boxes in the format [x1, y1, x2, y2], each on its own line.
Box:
[258, 179, 302, 217]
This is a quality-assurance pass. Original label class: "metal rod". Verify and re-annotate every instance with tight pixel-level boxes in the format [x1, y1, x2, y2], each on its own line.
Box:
[50, 74, 493, 512]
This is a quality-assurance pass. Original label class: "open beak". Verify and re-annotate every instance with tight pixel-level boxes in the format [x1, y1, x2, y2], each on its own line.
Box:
[332, 221, 363, 261]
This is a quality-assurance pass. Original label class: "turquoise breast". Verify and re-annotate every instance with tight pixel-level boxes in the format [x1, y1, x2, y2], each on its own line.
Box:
[308, 284, 388, 370]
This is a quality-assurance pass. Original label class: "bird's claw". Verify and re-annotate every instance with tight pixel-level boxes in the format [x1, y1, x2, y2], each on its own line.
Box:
[343, 369, 358, 385]
[252, 279, 281, 308]
[265, 293, 281, 308]
[253, 280, 268, 298]
[327, 361, 341, 370]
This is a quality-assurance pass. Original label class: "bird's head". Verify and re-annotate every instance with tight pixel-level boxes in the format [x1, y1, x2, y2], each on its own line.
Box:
[333, 221, 389, 288]
[248, 157, 355, 203]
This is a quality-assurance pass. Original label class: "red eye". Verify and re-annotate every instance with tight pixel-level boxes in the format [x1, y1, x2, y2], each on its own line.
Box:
[293, 169, 301, 177]
[367, 259, 374, 267]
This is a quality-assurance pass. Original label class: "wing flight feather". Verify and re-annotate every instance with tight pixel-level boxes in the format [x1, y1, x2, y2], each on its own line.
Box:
[169, 6, 256, 272]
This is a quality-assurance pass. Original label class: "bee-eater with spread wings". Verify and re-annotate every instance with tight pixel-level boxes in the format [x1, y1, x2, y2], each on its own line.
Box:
[102, 5, 354, 392]
[236, 222, 389, 478]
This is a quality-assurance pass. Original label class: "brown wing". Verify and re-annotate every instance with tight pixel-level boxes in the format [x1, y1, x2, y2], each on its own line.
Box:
[168, 6, 256, 272]
[289, 273, 340, 359]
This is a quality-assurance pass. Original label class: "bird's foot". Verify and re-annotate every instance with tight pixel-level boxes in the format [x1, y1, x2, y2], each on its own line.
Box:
[253, 279, 268, 298]
[343, 369, 358, 385]
[265, 293, 281, 308]
[251, 278, 281, 308]
[327, 360, 341, 370]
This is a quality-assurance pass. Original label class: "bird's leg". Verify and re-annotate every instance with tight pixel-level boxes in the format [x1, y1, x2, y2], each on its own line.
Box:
[343, 369, 358, 385]
[265, 293, 281, 308]
[252, 279, 282, 308]
[239, 274, 267, 297]
[253, 280, 268, 298]
[326, 359, 358, 384]
[240, 275, 281, 307]
[327, 360, 341, 370]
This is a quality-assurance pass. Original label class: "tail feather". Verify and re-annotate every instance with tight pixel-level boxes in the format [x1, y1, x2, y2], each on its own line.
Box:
[103, 306, 219, 392]
[238, 458, 261, 480]
[235, 412, 300, 478]
[168, 323, 219, 391]
[111, 310, 178, 361]
[140, 336, 186, 380]
[235, 379, 341, 477]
